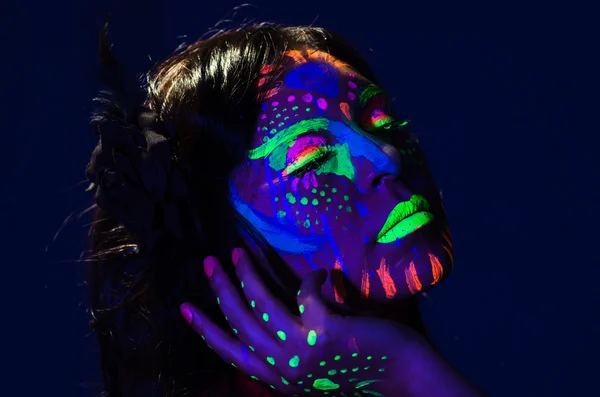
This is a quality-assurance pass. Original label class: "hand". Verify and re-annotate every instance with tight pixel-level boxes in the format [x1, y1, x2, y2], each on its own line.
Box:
[180, 248, 428, 396]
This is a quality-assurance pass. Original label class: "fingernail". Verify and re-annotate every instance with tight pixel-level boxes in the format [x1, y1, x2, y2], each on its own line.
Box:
[204, 257, 215, 278]
[232, 248, 241, 266]
[180, 304, 193, 324]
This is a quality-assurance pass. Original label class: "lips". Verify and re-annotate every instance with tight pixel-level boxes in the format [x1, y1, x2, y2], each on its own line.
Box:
[376, 195, 432, 241]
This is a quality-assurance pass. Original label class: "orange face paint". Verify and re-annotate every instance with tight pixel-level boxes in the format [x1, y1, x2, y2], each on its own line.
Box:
[428, 253, 444, 285]
[339, 102, 351, 120]
[405, 261, 423, 295]
[376, 258, 397, 299]
[332, 258, 347, 304]
[360, 269, 370, 299]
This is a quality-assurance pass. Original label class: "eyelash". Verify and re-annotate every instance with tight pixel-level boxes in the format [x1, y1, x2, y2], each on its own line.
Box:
[287, 150, 335, 178]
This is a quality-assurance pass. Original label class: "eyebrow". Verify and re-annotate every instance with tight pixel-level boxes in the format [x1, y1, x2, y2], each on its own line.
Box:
[247, 118, 330, 160]
[359, 84, 387, 108]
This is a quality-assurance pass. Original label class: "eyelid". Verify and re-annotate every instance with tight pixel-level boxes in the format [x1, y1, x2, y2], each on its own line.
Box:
[283, 145, 329, 176]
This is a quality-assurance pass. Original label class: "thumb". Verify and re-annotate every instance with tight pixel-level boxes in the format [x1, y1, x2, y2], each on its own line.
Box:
[297, 269, 330, 326]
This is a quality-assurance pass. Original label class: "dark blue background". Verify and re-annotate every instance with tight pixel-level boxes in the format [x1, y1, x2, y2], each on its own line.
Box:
[3, 1, 598, 396]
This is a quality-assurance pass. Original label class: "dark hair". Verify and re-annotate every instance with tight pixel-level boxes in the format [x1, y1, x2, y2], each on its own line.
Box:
[86, 22, 425, 397]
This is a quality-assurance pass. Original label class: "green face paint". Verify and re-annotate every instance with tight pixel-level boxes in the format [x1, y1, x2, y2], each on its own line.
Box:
[313, 378, 340, 390]
[289, 355, 300, 367]
[277, 330, 287, 341]
[307, 330, 318, 346]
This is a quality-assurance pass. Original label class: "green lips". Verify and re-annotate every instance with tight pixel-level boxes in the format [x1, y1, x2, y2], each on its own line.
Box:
[376, 195, 434, 243]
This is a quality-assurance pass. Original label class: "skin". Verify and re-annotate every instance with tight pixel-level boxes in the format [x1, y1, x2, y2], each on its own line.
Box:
[230, 49, 453, 305]
[180, 49, 474, 396]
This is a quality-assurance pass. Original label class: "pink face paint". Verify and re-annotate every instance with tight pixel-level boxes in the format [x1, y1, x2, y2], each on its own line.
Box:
[348, 81, 357, 88]
[347, 92, 356, 100]
[317, 98, 328, 109]
[302, 93, 313, 102]
[288, 95, 295, 102]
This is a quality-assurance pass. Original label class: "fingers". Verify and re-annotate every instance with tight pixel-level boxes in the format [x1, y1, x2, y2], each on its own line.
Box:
[202, 256, 279, 357]
[180, 303, 295, 393]
[232, 248, 305, 345]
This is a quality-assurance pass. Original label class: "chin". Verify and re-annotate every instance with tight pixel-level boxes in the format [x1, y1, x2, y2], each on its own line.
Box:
[362, 220, 453, 302]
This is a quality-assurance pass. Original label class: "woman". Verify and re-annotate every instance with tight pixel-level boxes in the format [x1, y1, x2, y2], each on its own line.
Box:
[85, 19, 484, 397]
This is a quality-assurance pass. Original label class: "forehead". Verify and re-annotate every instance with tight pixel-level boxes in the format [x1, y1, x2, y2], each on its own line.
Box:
[259, 49, 372, 102]
[251, 50, 375, 147]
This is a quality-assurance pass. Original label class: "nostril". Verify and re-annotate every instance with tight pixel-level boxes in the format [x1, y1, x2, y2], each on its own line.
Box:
[371, 173, 387, 188]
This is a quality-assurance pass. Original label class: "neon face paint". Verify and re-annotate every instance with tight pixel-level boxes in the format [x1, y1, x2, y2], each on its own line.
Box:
[230, 49, 453, 306]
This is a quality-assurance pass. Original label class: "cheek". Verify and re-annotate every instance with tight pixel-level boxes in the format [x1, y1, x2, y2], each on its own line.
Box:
[271, 170, 363, 236]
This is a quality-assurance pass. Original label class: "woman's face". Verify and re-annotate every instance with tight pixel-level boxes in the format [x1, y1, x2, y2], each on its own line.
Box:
[230, 49, 453, 304]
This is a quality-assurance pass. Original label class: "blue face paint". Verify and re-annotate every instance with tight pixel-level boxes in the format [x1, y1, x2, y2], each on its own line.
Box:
[284, 62, 340, 97]
[230, 181, 321, 254]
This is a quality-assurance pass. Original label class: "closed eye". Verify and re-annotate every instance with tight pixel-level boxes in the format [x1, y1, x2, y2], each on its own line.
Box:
[283, 148, 335, 179]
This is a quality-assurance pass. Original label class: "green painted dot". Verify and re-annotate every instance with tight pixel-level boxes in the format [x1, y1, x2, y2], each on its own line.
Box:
[328, 369, 337, 375]
[249, 346, 255, 352]
[381, 356, 388, 360]
[331, 187, 337, 193]
[340, 369, 348, 374]
[300, 197, 308, 205]
[292, 106, 299, 110]
[232, 328, 238, 334]
[352, 367, 359, 372]
[225, 316, 228, 321]
[277, 210, 286, 218]
[269, 385, 275, 389]
[334, 355, 341, 360]
[312, 188, 317, 193]
[216, 297, 220, 305]
[303, 219, 311, 228]
[281, 377, 289, 385]
[274, 196, 279, 202]
[286, 193, 297, 204]
[307, 373, 313, 378]
[378, 368, 385, 372]
[297, 380, 303, 385]
[312, 198, 319, 205]
[231, 362, 237, 368]
[251, 375, 259, 380]
[266, 356, 275, 365]
[297, 289, 301, 296]
[343, 194, 349, 201]
[306, 107, 311, 112]
[363, 366, 370, 370]
[289, 355, 300, 367]
[241, 281, 244, 288]
[277, 330, 287, 341]
[308, 330, 318, 346]
[319, 360, 326, 367]
[262, 313, 269, 322]
[250, 300, 256, 308]
[320, 190, 326, 196]
[313, 378, 340, 390]
[367, 356, 372, 360]
[346, 206, 352, 212]
[299, 304, 305, 314]
[338, 205, 343, 209]
[304, 389, 311, 393]
[351, 353, 358, 357]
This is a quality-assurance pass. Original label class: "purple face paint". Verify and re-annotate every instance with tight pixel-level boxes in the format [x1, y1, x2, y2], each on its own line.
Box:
[230, 51, 453, 303]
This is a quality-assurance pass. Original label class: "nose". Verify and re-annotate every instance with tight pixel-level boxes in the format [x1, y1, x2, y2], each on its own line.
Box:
[367, 141, 402, 189]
